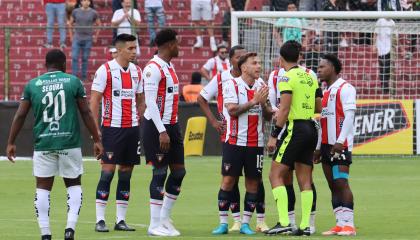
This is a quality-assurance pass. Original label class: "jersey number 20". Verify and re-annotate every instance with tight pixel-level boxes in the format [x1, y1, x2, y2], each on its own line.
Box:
[42, 90, 66, 122]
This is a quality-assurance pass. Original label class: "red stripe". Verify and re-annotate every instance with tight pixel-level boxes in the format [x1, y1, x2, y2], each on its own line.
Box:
[148, 61, 166, 119]
[165, 194, 177, 200]
[246, 89, 258, 147]
[336, 83, 348, 148]
[168, 67, 179, 124]
[273, 70, 279, 101]
[222, 62, 228, 70]
[96, 201, 107, 205]
[212, 57, 217, 77]
[321, 90, 330, 144]
[228, 80, 239, 145]
[120, 70, 133, 128]
[150, 202, 163, 206]
[102, 63, 112, 127]
[116, 202, 129, 205]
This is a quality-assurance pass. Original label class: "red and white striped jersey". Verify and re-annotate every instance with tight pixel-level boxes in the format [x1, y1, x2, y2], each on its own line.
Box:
[92, 59, 143, 128]
[199, 70, 234, 142]
[223, 77, 266, 147]
[320, 78, 356, 150]
[202, 56, 230, 79]
[143, 55, 179, 124]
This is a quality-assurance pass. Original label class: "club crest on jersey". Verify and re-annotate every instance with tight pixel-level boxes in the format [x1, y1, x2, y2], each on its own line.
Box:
[329, 93, 336, 101]
[146, 71, 152, 78]
[223, 163, 231, 172]
[156, 154, 164, 162]
[49, 121, 60, 131]
[106, 152, 113, 160]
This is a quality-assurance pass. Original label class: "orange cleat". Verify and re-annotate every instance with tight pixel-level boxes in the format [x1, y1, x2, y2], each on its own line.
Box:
[337, 225, 356, 236]
[322, 226, 343, 236]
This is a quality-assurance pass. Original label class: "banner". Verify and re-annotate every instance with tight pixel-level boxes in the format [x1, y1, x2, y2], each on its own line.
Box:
[353, 100, 413, 155]
[184, 116, 207, 156]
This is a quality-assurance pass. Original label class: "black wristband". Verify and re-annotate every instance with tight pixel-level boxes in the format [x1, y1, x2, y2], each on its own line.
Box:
[271, 125, 283, 138]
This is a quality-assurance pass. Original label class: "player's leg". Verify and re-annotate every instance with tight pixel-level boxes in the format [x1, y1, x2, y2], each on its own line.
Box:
[71, 40, 80, 77]
[294, 162, 314, 236]
[310, 177, 317, 234]
[283, 171, 296, 230]
[229, 178, 241, 232]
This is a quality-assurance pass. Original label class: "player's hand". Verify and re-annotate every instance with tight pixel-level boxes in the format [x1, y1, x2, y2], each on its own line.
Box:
[331, 142, 344, 155]
[267, 136, 277, 153]
[211, 120, 224, 135]
[259, 86, 269, 104]
[313, 149, 321, 164]
[159, 131, 171, 153]
[93, 141, 104, 160]
[6, 144, 16, 163]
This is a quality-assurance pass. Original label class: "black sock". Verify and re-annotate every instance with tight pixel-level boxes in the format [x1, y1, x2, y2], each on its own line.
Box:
[256, 181, 265, 214]
[150, 167, 167, 200]
[311, 183, 317, 212]
[243, 192, 258, 224]
[285, 184, 296, 212]
[230, 183, 240, 216]
[165, 168, 186, 196]
[116, 171, 132, 201]
[96, 171, 114, 201]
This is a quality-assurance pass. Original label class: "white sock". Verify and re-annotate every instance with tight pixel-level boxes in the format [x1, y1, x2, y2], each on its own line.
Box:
[310, 211, 316, 228]
[66, 185, 82, 230]
[160, 193, 178, 221]
[96, 199, 107, 223]
[242, 211, 253, 224]
[232, 212, 241, 223]
[288, 210, 296, 226]
[341, 207, 354, 227]
[35, 188, 51, 236]
[256, 213, 265, 224]
[334, 207, 344, 227]
[196, 36, 202, 42]
[149, 199, 162, 229]
[116, 200, 128, 223]
[210, 36, 216, 42]
[219, 211, 229, 224]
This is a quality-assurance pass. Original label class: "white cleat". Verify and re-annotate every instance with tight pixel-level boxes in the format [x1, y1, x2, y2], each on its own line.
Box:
[310, 226, 316, 235]
[158, 219, 180, 236]
[148, 226, 171, 236]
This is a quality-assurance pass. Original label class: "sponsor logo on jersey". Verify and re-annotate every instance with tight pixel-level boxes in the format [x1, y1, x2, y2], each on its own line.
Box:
[49, 121, 60, 131]
[113, 89, 134, 98]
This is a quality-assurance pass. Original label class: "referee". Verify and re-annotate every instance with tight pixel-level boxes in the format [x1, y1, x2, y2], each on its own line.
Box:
[266, 41, 322, 236]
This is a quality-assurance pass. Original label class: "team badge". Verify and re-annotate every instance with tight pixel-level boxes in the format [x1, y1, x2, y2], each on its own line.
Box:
[107, 152, 114, 160]
[146, 71, 152, 78]
[156, 154, 164, 162]
[224, 163, 231, 172]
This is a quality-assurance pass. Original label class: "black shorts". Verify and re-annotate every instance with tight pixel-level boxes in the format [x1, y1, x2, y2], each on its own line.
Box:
[101, 126, 141, 165]
[320, 144, 352, 167]
[221, 143, 264, 178]
[273, 120, 317, 168]
[142, 118, 184, 169]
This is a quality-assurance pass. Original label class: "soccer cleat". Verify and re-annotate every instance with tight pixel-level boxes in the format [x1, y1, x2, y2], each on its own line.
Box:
[240, 223, 255, 235]
[310, 226, 316, 234]
[212, 223, 228, 235]
[229, 221, 241, 232]
[41, 235, 51, 240]
[255, 221, 270, 233]
[265, 223, 293, 235]
[149, 219, 180, 236]
[292, 227, 311, 236]
[322, 225, 343, 236]
[64, 228, 74, 240]
[114, 220, 135, 231]
[337, 225, 356, 236]
[95, 220, 109, 232]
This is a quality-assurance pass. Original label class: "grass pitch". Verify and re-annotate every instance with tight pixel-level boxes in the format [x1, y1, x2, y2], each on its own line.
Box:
[0, 156, 419, 239]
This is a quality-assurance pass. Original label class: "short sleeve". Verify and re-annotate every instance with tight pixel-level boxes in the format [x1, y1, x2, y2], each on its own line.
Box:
[278, 75, 292, 94]
[75, 78, 87, 99]
[21, 83, 31, 101]
[223, 80, 238, 104]
[135, 66, 143, 94]
[341, 84, 356, 111]
[203, 58, 215, 71]
[111, 9, 121, 23]
[134, 9, 141, 21]
[200, 75, 218, 101]
[143, 64, 161, 92]
[91, 64, 107, 93]
[93, 10, 98, 21]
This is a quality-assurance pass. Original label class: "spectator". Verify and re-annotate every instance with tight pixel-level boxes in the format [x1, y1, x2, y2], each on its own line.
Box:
[112, 0, 138, 11]
[145, 0, 166, 47]
[191, 0, 218, 51]
[304, 38, 322, 73]
[271, 0, 298, 11]
[44, 0, 67, 49]
[378, 0, 402, 11]
[111, 0, 141, 55]
[298, 0, 323, 10]
[375, 18, 395, 94]
[273, 2, 307, 46]
[322, 0, 344, 55]
[200, 45, 230, 81]
[182, 72, 204, 102]
[69, 0, 101, 81]
[221, 0, 250, 46]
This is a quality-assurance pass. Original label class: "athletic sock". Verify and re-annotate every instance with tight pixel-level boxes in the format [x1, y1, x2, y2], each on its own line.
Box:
[230, 183, 241, 223]
[35, 188, 51, 236]
[285, 184, 295, 226]
[300, 190, 313, 229]
[66, 185, 82, 230]
[149, 199, 163, 229]
[342, 203, 354, 227]
[116, 171, 131, 223]
[95, 171, 114, 223]
[256, 181, 265, 224]
[272, 186, 289, 226]
[160, 193, 177, 221]
[242, 192, 258, 224]
[310, 183, 317, 228]
[218, 189, 231, 224]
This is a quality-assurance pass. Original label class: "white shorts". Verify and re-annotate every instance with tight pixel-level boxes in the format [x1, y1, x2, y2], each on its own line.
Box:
[33, 148, 83, 178]
[191, 0, 213, 21]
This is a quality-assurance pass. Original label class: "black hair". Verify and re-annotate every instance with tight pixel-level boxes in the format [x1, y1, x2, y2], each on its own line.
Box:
[280, 40, 302, 63]
[237, 52, 257, 72]
[45, 49, 66, 70]
[217, 44, 228, 52]
[191, 72, 202, 84]
[115, 34, 137, 45]
[322, 54, 342, 74]
[75, 0, 94, 9]
[229, 45, 245, 59]
[155, 28, 178, 47]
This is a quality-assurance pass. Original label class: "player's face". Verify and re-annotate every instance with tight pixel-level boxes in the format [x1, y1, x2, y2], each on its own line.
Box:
[218, 48, 228, 60]
[317, 59, 333, 82]
[118, 41, 137, 62]
[169, 38, 180, 58]
[230, 49, 247, 70]
[244, 56, 261, 79]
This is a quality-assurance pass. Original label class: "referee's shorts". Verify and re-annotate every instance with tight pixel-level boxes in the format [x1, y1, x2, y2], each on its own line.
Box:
[273, 120, 317, 167]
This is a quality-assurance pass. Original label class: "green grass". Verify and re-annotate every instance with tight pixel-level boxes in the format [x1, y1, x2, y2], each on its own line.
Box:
[0, 156, 419, 239]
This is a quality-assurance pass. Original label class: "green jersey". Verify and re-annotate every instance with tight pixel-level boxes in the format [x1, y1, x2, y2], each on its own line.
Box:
[22, 71, 86, 151]
[277, 66, 319, 121]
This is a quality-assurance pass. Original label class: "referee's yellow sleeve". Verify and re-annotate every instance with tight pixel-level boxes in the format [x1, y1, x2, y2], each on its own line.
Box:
[277, 76, 293, 93]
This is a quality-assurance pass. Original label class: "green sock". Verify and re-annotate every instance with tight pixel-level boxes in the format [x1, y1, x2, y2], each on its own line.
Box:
[300, 190, 314, 229]
[272, 186, 289, 226]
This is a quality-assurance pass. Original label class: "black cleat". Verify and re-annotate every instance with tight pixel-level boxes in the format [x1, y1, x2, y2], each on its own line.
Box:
[265, 223, 293, 235]
[41, 235, 51, 240]
[95, 220, 110, 232]
[292, 227, 311, 236]
[64, 228, 75, 240]
[114, 220, 136, 231]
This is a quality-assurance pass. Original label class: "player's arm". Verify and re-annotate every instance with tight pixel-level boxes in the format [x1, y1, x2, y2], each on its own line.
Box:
[136, 93, 145, 123]
[315, 87, 323, 114]
[267, 71, 279, 111]
[197, 76, 223, 133]
[224, 81, 257, 117]
[6, 100, 31, 162]
[90, 65, 107, 136]
[200, 59, 213, 81]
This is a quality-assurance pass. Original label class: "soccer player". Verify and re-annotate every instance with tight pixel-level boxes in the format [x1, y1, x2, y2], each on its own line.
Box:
[267, 59, 318, 234]
[6, 49, 103, 240]
[198, 45, 269, 233]
[142, 29, 185, 237]
[91, 34, 145, 232]
[315, 54, 357, 236]
[266, 40, 322, 236]
[200, 44, 230, 81]
[211, 52, 273, 235]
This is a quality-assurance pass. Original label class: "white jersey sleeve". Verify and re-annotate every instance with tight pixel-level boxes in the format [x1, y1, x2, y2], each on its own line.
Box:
[223, 80, 238, 105]
[200, 75, 218, 101]
[143, 64, 166, 133]
[267, 71, 278, 111]
[341, 84, 357, 111]
[135, 66, 143, 94]
[203, 58, 215, 72]
[91, 64, 107, 93]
